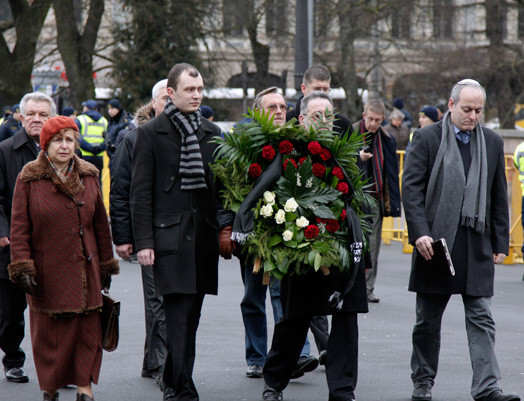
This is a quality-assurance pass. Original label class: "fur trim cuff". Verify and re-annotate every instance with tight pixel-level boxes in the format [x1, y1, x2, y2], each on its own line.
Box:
[8, 260, 36, 282]
[100, 259, 120, 276]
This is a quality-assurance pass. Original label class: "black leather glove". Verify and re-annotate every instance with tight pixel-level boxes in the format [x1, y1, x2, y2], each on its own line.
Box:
[17, 275, 36, 295]
[101, 274, 111, 293]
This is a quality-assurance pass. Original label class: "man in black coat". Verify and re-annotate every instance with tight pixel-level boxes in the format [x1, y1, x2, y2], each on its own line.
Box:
[130, 63, 232, 401]
[0, 92, 55, 383]
[354, 98, 401, 304]
[110, 79, 168, 382]
[262, 91, 368, 401]
[403, 79, 519, 401]
[286, 65, 352, 136]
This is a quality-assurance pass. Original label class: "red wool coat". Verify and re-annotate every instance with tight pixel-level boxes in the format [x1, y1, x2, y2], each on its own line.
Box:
[8, 153, 119, 315]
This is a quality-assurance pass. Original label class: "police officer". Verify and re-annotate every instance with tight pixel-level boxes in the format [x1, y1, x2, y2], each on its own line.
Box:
[0, 105, 22, 142]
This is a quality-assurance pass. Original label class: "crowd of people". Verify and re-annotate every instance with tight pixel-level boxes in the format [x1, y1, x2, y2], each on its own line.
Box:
[0, 64, 520, 401]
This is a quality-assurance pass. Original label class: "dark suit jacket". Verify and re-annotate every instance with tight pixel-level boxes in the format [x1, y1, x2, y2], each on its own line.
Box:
[0, 129, 38, 279]
[130, 113, 229, 296]
[402, 121, 509, 296]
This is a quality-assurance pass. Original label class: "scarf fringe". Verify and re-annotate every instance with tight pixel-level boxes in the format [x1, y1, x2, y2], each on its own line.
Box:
[461, 216, 485, 234]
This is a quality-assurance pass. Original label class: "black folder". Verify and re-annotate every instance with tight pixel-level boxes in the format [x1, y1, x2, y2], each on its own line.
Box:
[415, 238, 455, 280]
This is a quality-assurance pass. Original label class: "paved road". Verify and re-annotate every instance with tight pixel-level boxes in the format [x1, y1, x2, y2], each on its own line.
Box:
[2, 241, 523, 401]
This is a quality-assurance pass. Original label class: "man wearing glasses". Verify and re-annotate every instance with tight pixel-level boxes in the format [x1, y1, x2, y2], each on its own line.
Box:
[286, 65, 352, 136]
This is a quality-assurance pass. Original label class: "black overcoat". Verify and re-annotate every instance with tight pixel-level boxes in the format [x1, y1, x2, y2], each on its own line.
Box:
[131, 113, 228, 296]
[0, 129, 38, 279]
[402, 121, 509, 296]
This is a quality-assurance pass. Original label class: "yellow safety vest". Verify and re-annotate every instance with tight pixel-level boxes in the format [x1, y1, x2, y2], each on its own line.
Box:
[514, 141, 524, 193]
[0, 117, 4, 125]
[77, 114, 108, 156]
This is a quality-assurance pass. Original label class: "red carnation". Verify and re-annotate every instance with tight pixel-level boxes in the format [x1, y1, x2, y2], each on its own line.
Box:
[340, 209, 347, 220]
[304, 224, 320, 239]
[308, 141, 322, 155]
[312, 163, 326, 178]
[337, 182, 349, 194]
[326, 219, 340, 233]
[262, 145, 276, 160]
[279, 140, 294, 155]
[283, 158, 297, 171]
[319, 148, 331, 161]
[249, 163, 262, 178]
[298, 156, 308, 165]
[332, 167, 345, 180]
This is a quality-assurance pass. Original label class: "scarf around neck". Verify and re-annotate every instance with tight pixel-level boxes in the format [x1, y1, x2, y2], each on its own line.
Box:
[424, 111, 487, 252]
[164, 98, 207, 190]
[45, 152, 74, 182]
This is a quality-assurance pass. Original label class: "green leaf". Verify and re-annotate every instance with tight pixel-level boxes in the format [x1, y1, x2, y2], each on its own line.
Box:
[298, 242, 309, 249]
[308, 250, 317, 265]
[314, 253, 322, 271]
[268, 235, 283, 248]
[264, 259, 276, 272]
[284, 240, 298, 248]
[309, 204, 335, 219]
[312, 241, 331, 253]
[285, 212, 297, 222]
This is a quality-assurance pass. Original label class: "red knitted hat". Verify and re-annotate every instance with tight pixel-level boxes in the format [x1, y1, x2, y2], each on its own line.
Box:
[40, 116, 79, 151]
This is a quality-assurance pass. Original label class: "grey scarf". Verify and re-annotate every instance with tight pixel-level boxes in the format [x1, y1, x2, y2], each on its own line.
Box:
[425, 111, 487, 252]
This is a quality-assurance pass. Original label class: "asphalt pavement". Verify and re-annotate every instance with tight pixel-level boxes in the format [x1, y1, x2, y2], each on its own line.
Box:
[1, 241, 523, 401]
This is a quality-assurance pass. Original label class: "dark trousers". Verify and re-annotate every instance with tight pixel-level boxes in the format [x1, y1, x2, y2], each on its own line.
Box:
[81, 155, 103, 188]
[264, 313, 359, 401]
[141, 265, 167, 371]
[310, 315, 329, 352]
[0, 278, 27, 369]
[163, 293, 205, 401]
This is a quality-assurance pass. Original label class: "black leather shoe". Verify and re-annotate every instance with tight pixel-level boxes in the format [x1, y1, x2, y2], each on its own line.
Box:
[262, 383, 283, 401]
[246, 364, 263, 378]
[76, 394, 94, 401]
[141, 367, 161, 379]
[318, 350, 327, 366]
[412, 384, 432, 401]
[43, 392, 59, 401]
[5, 367, 29, 383]
[163, 386, 176, 401]
[476, 390, 521, 401]
[367, 292, 380, 303]
[290, 355, 319, 379]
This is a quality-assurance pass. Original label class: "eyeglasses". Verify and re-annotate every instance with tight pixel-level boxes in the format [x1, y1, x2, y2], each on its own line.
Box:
[266, 104, 288, 112]
[307, 85, 331, 93]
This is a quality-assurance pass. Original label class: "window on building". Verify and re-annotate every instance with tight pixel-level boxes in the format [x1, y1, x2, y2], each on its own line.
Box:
[266, 0, 287, 35]
[391, 2, 412, 39]
[223, 0, 245, 37]
[433, 0, 453, 39]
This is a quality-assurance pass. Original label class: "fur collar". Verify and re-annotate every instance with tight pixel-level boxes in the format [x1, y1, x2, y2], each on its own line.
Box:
[19, 152, 99, 199]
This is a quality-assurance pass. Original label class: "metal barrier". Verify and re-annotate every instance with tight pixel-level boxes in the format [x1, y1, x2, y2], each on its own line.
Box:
[383, 151, 523, 264]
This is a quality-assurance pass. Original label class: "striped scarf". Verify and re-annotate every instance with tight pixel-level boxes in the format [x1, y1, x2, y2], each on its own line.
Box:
[164, 98, 207, 190]
[361, 121, 384, 201]
[45, 152, 74, 182]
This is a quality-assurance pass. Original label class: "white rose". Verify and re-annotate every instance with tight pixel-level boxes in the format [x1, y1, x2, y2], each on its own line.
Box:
[296, 216, 309, 229]
[284, 197, 298, 212]
[263, 191, 276, 204]
[260, 204, 273, 217]
[275, 209, 286, 224]
[282, 230, 293, 241]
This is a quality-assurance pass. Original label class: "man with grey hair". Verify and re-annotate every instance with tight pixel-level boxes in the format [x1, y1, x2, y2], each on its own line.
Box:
[110, 79, 168, 383]
[0, 92, 55, 383]
[403, 79, 519, 401]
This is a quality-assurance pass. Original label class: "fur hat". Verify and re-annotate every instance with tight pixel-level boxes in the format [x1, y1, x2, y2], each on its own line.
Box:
[40, 116, 79, 151]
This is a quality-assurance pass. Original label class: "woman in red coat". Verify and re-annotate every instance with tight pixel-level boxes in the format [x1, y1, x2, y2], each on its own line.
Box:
[7, 116, 119, 401]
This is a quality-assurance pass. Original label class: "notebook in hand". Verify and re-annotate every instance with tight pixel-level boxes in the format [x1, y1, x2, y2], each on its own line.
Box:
[416, 238, 455, 280]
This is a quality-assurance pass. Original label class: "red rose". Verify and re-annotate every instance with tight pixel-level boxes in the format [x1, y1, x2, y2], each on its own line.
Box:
[337, 182, 349, 194]
[262, 145, 276, 160]
[298, 156, 308, 165]
[249, 163, 262, 178]
[283, 158, 297, 171]
[326, 219, 340, 233]
[308, 141, 321, 155]
[316, 217, 327, 224]
[340, 209, 347, 220]
[304, 224, 320, 239]
[319, 148, 331, 161]
[279, 140, 293, 155]
[332, 167, 345, 180]
[312, 163, 326, 178]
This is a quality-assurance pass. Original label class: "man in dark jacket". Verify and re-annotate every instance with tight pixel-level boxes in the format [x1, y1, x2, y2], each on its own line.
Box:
[403, 79, 519, 401]
[0, 92, 55, 384]
[0, 104, 22, 142]
[106, 98, 132, 162]
[110, 79, 168, 382]
[354, 98, 401, 304]
[286, 65, 352, 136]
[262, 91, 368, 401]
[131, 63, 232, 401]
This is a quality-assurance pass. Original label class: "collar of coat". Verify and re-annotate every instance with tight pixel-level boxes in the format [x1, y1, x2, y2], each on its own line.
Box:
[19, 151, 99, 200]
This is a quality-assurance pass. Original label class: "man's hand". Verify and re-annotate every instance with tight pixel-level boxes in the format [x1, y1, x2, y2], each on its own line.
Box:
[493, 253, 506, 264]
[415, 235, 434, 260]
[115, 244, 133, 259]
[219, 226, 233, 259]
[137, 248, 155, 266]
[0, 237, 10, 247]
[359, 149, 373, 162]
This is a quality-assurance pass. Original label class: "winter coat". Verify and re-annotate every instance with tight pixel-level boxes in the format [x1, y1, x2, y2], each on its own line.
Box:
[402, 121, 509, 296]
[0, 116, 22, 142]
[8, 152, 119, 314]
[0, 129, 38, 279]
[384, 122, 410, 151]
[107, 109, 133, 158]
[131, 112, 232, 296]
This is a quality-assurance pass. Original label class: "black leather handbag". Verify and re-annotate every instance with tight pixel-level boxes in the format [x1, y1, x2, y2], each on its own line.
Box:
[101, 294, 120, 352]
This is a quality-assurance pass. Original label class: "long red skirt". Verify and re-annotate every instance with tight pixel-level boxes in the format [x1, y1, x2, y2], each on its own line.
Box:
[30, 309, 102, 391]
